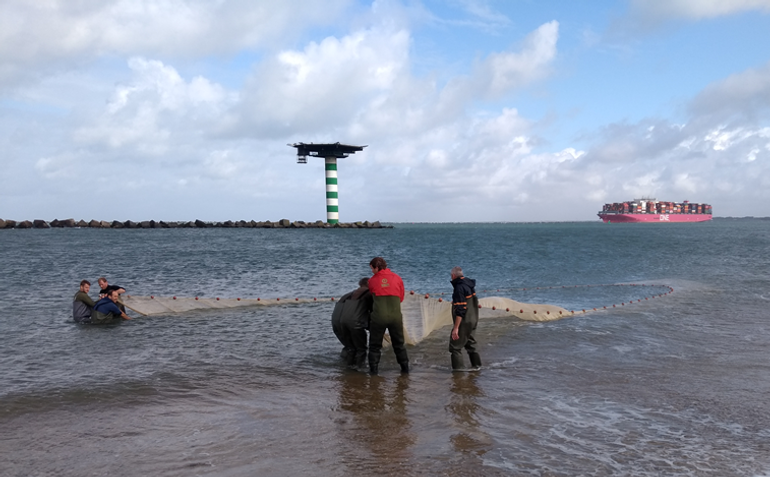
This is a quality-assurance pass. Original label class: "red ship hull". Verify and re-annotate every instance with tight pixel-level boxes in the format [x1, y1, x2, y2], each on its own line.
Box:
[598, 213, 712, 223]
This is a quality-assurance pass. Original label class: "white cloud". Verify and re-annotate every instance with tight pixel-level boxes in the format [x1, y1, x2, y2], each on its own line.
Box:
[0, 0, 351, 90]
[204, 150, 241, 179]
[704, 126, 751, 151]
[479, 21, 559, 98]
[629, 0, 770, 21]
[425, 149, 449, 169]
[74, 57, 234, 154]
[232, 25, 411, 138]
[228, 19, 558, 143]
[689, 61, 770, 122]
[0, 4, 586, 221]
[456, 0, 512, 30]
[613, 0, 770, 36]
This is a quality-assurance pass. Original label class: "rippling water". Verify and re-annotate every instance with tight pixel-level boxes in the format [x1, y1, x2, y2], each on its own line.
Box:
[1, 220, 769, 476]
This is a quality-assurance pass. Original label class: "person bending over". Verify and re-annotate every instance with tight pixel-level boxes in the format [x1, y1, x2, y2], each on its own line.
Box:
[92, 290, 132, 323]
[73, 279, 95, 324]
[449, 266, 481, 371]
[331, 277, 373, 369]
[367, 257, 409, 375]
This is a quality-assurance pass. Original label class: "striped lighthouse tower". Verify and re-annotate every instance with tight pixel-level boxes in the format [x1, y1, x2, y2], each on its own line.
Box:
[325, 157, 339, 223]
[290, 142, 366, 225]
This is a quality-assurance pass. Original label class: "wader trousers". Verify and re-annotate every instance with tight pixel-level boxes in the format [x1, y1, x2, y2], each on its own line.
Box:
[90, 310, 120, 324]
[341, 326, 368, 367]
[368, 296, 409, 371]
[449, 319, 481, 370]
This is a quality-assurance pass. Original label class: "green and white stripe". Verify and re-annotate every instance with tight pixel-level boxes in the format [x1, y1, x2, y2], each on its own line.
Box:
[325, 157, 339, 224]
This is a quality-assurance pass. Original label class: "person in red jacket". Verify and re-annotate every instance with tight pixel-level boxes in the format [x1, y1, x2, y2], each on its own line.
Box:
[367, 257, 409, 374]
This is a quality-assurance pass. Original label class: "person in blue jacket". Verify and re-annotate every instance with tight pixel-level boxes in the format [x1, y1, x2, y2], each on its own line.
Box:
[92, 289, 132, 323]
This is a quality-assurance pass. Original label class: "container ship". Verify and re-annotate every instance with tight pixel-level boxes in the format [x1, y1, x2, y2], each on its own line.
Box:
[598, 198, 712, 223]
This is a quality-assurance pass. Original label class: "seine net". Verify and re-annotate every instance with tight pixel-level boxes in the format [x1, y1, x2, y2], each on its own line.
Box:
[122, 294, 570, 345]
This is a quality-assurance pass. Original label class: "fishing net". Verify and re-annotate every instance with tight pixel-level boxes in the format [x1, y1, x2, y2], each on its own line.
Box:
[121, 294, 569, 345]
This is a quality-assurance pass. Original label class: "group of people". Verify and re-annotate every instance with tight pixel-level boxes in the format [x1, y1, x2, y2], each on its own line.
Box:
[332, 257, 481, 374]
[73, 261, 481, 372]
[73, 277, 131, 324]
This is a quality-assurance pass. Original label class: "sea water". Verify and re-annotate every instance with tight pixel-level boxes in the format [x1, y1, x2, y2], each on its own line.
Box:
[1, 220, 769, 476]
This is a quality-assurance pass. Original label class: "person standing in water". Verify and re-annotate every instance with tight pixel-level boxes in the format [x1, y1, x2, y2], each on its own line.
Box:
[367, 257, 409, 375]
[449, 266, 481, 371]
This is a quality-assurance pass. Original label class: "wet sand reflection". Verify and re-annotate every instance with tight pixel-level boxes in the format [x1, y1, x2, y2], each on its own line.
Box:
[334, 372, 415, 473]
[447, 372, 493, 462]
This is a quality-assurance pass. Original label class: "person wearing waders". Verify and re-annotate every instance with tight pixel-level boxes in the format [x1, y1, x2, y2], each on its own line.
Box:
[91, 289, 132, 323]
[98, 277, 127, 313]
[331, 278, 373, 368]
[367, 257, 409, 375]
[73, 279, 95, 324]
[449, 266, 481, 371]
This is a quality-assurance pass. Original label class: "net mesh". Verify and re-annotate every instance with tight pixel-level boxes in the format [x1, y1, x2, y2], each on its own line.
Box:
[122, 294, 570, 345]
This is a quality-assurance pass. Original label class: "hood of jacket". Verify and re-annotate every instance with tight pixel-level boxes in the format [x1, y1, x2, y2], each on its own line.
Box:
[451, 276, 476, 289]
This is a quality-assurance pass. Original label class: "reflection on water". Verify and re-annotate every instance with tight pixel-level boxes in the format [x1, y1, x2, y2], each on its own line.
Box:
[448, 372, 489, 455]
[334, 373, 415, 474]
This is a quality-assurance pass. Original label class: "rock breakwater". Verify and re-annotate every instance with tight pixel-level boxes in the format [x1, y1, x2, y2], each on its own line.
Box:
[0, 218, 390, 229]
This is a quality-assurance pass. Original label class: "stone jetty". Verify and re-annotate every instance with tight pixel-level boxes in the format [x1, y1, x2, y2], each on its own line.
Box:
[0, 218, 390, 229]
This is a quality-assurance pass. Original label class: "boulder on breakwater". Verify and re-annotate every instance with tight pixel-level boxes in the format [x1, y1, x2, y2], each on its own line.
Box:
[0, 218, 390, 229]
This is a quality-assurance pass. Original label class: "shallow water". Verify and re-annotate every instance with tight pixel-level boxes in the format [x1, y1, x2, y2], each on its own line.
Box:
[1, 220, 769, 476]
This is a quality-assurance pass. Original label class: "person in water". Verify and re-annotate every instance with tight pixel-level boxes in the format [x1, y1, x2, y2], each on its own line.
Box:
[331, 277, 373, 369]
[98, 277, 127, 312]
[92, 289, 131, 323]
[367, 257, 409, 375]
[73, 279, 95, 324]
[97, 277, 126, 298]
[449, 266, 481, 371]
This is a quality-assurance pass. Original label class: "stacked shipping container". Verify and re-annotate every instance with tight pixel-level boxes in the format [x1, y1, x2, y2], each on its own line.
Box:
[598, 199, 712, 223]
[601, 199, 712, 215]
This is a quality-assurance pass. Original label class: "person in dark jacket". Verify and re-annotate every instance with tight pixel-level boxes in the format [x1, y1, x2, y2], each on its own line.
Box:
[368, 257, 409, 375]
[449, 266, 481, 370]
[331, 278, 373, 368]
[97, 277, 127, 312]
[73, 280, 95, 323]
[97, 277, 126, 298]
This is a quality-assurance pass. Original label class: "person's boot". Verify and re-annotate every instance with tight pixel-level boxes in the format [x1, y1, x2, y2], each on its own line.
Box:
[368, 351, 380, 375]
[468, 352, 482, 369]
[451, 353, 464, 371]
[400, 361, 409, 373]
[355, 353, 367, 370]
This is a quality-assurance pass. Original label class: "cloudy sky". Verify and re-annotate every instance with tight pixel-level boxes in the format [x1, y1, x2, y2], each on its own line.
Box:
[2, 0, 769, 222]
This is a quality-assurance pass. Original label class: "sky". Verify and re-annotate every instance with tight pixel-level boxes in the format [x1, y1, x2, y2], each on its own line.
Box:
[1, 0, 769, 223]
